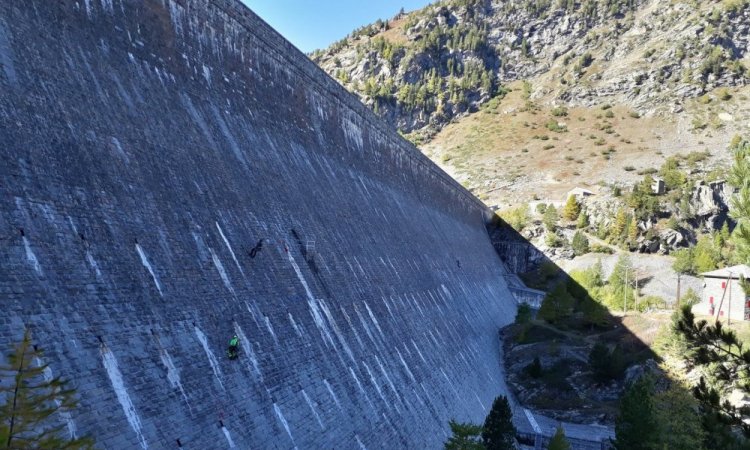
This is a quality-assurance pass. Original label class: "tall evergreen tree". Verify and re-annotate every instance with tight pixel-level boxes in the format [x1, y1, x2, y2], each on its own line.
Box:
[614, 376, 660, 450]
[562, 195, 581, 221]
[548, 426, 571, 450]
[0, 330, 94, 449]
[543, 205, 559, 231]
[482, 396, 516, 450]
[729, 136, 750, 264]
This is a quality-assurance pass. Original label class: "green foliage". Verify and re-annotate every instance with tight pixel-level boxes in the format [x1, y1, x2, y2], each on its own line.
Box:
[547, 426, 571, 450]
[654, 386, 707, 450]
[543, 205, 559, 230]
[0, 330, 94, 449]
[545, 231, 565, 248]
[515, 303, 533, 325]
[482, 396, 516, 450]
[445, 420, 484, 450]
[658, 157, 688, 191]
[571, 231, 590, 256]
[628, 175, 660, 220]
[588, 342, 626, 382]
[550, 106, 568, 117]
[729, 136, 750, 264]
[536, 203, 548, 215]
[562, 196, 581, 221]
[673, 305, 750, 441]
[614, 377, 660, 450]
[539, 283, 575, 323]
[499, 205, 530, 232]
[576, 211, 589, 229]
[524, 356, 543, 378]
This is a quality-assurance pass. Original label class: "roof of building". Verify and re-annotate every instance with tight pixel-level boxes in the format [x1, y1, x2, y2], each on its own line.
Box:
[701, 265, 750, 279]
[567, 187, 595, 197]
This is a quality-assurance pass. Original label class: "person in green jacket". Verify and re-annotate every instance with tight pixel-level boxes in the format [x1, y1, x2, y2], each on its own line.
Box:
[227, 335, 239, 360]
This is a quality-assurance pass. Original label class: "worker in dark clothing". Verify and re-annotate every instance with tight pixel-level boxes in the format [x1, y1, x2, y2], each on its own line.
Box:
[227, 335, 239, 360]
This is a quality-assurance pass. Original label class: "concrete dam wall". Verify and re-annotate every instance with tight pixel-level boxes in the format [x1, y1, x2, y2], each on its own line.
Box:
[0, 1, 517, 448]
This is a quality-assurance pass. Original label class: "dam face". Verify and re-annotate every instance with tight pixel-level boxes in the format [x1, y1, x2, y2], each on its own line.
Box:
[0, 1, 516, 448]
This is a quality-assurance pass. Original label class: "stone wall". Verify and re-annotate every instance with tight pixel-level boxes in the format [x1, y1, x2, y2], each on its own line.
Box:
[0, 1, 516, 448]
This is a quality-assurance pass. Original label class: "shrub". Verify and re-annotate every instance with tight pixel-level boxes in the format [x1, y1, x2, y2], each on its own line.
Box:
[536, 203, 548, 215]
[571, 231, 590, 256]
[499, 205, 531, 231]
[515, 303, 533, 324]
[525, 356, 543, 378]
[589, 342, 626, 381]
[551, 106, 569, 117]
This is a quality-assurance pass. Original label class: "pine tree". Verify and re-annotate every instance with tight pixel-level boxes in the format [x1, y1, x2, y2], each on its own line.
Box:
[576, 211, 589, 229]
[571, 231, 589, 256]
[445, 420, 484, 450]
[614, 376, 660, 450]
[0, 330, 94, 449]
[548, 426, 571, 450]
[729, 136, 750, 263]
[674, 306, 750, 439]
[612, 208, 628, 241]
[562, 195, 581, 221]
[543, 205, 559, 231]
[482, 396, 516, 450]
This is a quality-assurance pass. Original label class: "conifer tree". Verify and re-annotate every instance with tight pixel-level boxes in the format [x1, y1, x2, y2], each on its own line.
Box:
[548, 426, 571, 450]
[576, 211, 589, 229]
[543, 205, 559, 231]
[729, 136, 750, 263]
[482, 396, 516, 450]
[614, 376, 660, 450]
[0, 330, 93, 449]
[562, 195, 581, 221]
[445, 420, 484, 450]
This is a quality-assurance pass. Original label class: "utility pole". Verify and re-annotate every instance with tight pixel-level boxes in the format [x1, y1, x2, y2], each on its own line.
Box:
[676, 273, 681, 309]
[624, 265, 628, 314]
[728, 272, 733, 327]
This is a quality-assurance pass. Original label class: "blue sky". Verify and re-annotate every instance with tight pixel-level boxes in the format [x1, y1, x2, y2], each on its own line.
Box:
[242, 1, 433, 53]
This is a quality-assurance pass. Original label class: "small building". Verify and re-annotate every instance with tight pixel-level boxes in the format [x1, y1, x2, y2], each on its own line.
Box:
[566, 187, 594, 200]
[652, 177, 665, 195]
[696, 265, 750, 322]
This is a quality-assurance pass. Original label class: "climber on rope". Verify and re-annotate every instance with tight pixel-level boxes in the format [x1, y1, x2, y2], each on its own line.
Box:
[227, 335, 239, 360]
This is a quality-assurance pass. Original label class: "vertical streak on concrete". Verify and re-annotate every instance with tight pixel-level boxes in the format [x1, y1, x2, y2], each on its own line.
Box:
[193, 326, 224, 389]
[135, 244, 162, 296]
[100, 347, 148, 449]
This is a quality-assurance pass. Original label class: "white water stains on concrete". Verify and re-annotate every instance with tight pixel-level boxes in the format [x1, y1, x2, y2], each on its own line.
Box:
[193, 326, 224, 389]
[322, 378, 342, 411]
[396, 348, 417, 384]
[86, 251, 102, 279]
[157, 348, 190, 407]
[287, 252, 336, 350]
[362, 361, 388, 407]
[288, 313, 303, 338]
[209, 247, 234, 295]
[23, 237, 42, 275]
[273, 403, 295, 445]
[301, 389, 325, 430]
[215, 222, 244, 276]
[263, 316, 279, 346]
[100, 347, 148, 449]
[110, 137, 130, 162]
[341, 116, 363, 151]
[233, 323, 262, 379]
[34, 357, 78, 439]
[355, 435, 367, 450]
[221, 425, 236, 448]
[135, 244, 162, 296]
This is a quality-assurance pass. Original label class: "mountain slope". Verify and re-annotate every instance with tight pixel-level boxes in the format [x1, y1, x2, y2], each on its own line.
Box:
[313, 0, 750, 205]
